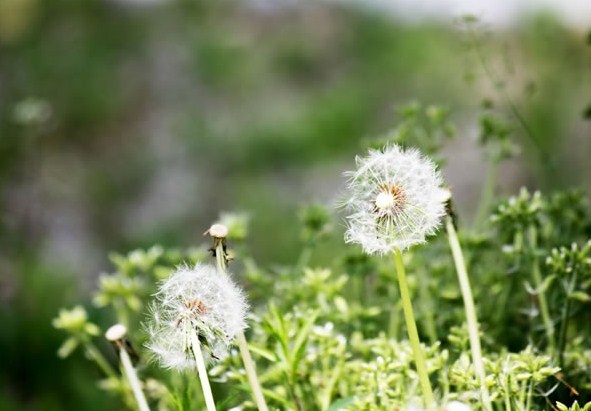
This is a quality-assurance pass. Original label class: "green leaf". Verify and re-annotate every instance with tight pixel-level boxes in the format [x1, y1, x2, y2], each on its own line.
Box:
[569, 291, 591, 302]
[291, 311, 319, 376]
[57, 337, 79, 358]
[327, 397, 356, 411]
[555, 402, 568, 411]
[248, 344, 277, 362]
[262, 388, 292, 406]
[268, 305, 289, 360]
[334, 296, 348, 313]
[538, 275, 556, 294]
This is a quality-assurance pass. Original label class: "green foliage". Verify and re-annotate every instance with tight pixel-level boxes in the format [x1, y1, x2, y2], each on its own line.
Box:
[556, 401, 591, 411]
[2, 1, 591, 410]
[52, 306, 100, 358]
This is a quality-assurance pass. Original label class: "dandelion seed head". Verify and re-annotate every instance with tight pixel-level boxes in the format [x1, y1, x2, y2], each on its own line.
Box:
[145, 263, 248, 370]
[344, 144, 446, 254]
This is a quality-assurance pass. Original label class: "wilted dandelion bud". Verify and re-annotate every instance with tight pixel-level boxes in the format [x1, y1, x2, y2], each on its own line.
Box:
[344, 144, 446, 254]
[105, 324, 127, 342]
[146, 264, 248, 370]
[206, 224, 229, 239]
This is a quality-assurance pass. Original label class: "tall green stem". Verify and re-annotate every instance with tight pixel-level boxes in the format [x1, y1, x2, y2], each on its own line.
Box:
[528, 226, 555, 356]
[295, 243, 313, 274]
[214, 241, 269, 411]
[446, 217, 492, 411]
[119, 346, 151, 411]
[190, 329, 217, 411]
[417, 269, 437, 343]
[557, 271, 577, 366]
[393, 248, 435, 408]
[474, 157, 499, 227]
[525, 380, 534, 411]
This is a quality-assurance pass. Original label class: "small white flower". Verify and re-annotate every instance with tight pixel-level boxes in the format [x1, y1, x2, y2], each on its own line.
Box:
[146, 263, 248, 370]
[441, 401, 472, 411]
[344, 144, 446, 254]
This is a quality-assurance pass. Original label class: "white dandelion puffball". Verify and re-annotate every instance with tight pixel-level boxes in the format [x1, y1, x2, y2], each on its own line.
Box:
[344, 144, 446, 254]
[146, 263, 248, 370]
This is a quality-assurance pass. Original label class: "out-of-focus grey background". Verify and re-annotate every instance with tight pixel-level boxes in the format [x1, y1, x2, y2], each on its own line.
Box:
[0, 0, 589, 409]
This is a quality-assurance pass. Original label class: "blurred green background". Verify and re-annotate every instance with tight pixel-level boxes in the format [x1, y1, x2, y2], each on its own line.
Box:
[0, 0, 590, 409]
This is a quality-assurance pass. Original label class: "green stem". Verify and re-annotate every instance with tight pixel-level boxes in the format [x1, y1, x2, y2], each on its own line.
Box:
[503, 380, 512, 411]
[190, 329, 217, 411]
[446, 217, 493, 411]
[495, 231, 523, 326]
[418, 269, 437, 343]
[295, 241, 314, 274]
[215, 242, 227, 272]
[525, 380, 534, 411]
[387, 281, 399, 339]
[236, 333, 269, 411]
[114, 300, 130, 329]
[119, 346, 151, 411]
[393, 248, 435, 408]
[214, 241, 269, 411]
[528, 226, 555, 356]
[467, 26, 553, 172]
[474, 157, 499, 227]
[319, 358, 343, 410]
[518, 379, 527, 408]
[85, 342, 118, 379]
[557, 271, 577, 366]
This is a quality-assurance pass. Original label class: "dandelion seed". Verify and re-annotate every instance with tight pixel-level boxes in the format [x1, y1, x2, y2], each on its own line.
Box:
[145, 263, 248, 370]
[344, 144, 446, 254]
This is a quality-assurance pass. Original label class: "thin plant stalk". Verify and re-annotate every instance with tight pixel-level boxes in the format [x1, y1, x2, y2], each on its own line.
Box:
[393, 248, 435, 408]
[85, 342, 118, 379]
[215, 241, 269, 411]
[118, 345, 151, 411]
[557, 270, 577, 366]
[525, 380, 534, 411]
[445, 217, 492, 411]
[236, 333, 269, 411]
[474, 157, 499, 227]
[190, 329, 217, 411]
[528, 225, 555, 356]
[417, 269, 438, 343]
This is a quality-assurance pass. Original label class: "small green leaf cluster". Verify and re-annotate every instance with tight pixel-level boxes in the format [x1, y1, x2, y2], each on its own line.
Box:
[52, 306, 100, 359]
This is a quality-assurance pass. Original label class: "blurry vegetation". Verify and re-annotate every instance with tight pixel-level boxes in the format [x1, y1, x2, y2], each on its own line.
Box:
[0, 0, 590, 409]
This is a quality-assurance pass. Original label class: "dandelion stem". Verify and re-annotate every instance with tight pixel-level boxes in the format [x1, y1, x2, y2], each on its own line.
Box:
[236, 333, 269, 411]
[215, 243, 227, 272]
[393, 248, 435, 408]
[214, 240, 269, 411]
[446, 217, 493, 411]
[528, 226, 555, 356]
[118, 345, 151, 411]
[190, 329, 217, 411]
